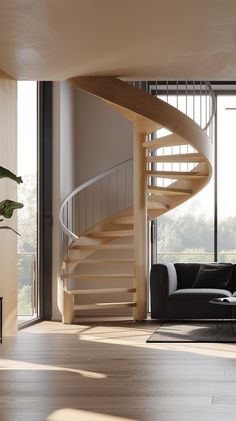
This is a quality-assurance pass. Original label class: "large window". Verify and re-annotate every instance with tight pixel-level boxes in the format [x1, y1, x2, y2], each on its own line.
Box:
[218, 95, 236, 262]
[154, 88, 236, 264]
[17, 81, 38, 325]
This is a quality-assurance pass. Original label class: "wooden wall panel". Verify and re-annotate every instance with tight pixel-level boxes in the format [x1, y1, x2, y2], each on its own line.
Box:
[0, 69, 17, 336]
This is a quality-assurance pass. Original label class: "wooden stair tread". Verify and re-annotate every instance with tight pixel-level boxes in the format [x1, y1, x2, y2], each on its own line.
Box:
[142, 133, 188, 149]
[99, 244, 134, 249]
[71, 236, 103, 246]
[64, 258, 135, 264]
[147, 153, 204, 163]
[61, 273, 135, 280]
[147, 170, 208, 180]
[148, 200, 169, 210]
[74, 302, 136, 310]
[147, 185, 192, 196]
[90, 230, 134, 238]
[112, 216, 134, 224]
[70, 243, 134, 250]
[70, 244, 99, 250]
[70, 287, 136, 294]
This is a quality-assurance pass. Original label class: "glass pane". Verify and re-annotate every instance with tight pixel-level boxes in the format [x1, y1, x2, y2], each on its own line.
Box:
[156, 182, 214, 263]
[17, 81, 38, 325]
[218, 95, 236, 262]
[155, 92, 214, 263]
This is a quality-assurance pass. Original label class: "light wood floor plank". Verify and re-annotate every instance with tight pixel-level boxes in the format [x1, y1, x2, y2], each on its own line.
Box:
[0, 320, 236, 420]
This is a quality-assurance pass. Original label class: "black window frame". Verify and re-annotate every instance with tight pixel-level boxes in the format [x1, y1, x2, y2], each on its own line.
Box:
[38, 81, 53, 320]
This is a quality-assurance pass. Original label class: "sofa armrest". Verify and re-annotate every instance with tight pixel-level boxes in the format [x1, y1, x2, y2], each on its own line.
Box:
[150, 263, 178, 319]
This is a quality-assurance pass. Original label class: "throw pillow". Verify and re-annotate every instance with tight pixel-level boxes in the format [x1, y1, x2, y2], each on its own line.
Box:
[192, 263, 233, 289]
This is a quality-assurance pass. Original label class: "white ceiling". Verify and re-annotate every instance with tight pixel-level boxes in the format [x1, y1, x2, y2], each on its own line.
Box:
[1, 0, 236, 81]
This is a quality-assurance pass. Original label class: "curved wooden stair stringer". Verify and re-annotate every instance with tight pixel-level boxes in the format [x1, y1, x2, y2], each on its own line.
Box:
[59, 77, 213, 323]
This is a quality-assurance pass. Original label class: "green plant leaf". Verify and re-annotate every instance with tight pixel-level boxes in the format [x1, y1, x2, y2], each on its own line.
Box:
[0, 166, 23, 184]
[0, 200, 24, 218]
[0, 226, 20, 235]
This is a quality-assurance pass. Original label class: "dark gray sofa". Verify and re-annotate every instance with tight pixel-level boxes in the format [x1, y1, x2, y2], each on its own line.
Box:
[150, 262, 236, 320]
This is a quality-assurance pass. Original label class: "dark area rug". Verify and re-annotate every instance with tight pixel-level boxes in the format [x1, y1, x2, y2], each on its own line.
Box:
[146, 322, 236, 343]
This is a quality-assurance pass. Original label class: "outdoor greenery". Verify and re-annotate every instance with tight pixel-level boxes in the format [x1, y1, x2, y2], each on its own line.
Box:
[0, 166, 23, 234]
[156, 213, 236, 263]
[17, 174, 37, 315]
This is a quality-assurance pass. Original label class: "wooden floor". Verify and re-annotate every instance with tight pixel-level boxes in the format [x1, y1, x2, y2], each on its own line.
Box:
[1, 319, 236, 420]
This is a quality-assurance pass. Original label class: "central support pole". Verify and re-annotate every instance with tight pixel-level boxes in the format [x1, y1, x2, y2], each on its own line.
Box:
[133, 125, 147, 321]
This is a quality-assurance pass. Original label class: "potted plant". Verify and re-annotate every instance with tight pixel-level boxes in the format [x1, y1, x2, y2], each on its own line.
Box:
[0, 166, 23, 234]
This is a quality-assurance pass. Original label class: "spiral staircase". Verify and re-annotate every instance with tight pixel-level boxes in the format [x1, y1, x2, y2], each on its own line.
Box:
[59, 77, 214, 323]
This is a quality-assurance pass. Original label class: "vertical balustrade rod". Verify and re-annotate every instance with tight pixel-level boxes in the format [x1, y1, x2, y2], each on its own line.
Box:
[185, 81, 188, 116]
[125, 162, 128, 208]
[99, 179, 101, 222]
[85, 189, 87, 231]
[72, 196, 74, 236]
[66, 202, 69, 291]
[200, 81, 202, 128]
[62, 207, 65, 287]
[116, 167, 118, 213]
[209, 83, 212, 139]
[92, 183, 95, 228]
[176, 81, 179, 108]
[193, 81, 195, 122]
[186, 81, 189, 171]
[177, 81, 181, 170]
[108, 174, 110, 217]
[208, 85, 210, 138]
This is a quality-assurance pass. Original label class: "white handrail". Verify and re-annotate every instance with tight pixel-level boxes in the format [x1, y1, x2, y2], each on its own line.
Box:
[59, 157, 133, 241]
[203, 82, 216, 132]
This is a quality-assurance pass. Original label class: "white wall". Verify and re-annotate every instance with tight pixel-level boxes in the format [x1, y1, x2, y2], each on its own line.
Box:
[52, 83, 133, 320]
[75, 89, 133, 185]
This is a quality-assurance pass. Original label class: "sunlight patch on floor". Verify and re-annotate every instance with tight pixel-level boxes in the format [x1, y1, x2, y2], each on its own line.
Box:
[78, 325, 236, 359]
[22, 321, 236, 359]
[0, 358, 106, 378]
[47, 408, 136, 421]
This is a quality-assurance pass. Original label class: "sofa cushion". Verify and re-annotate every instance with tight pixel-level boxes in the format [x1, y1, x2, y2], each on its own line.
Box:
[168, 288, 232, 319]
[174, 263, 201, 289]
[170, 288, 232, 300]
[192, 263, 233, 289]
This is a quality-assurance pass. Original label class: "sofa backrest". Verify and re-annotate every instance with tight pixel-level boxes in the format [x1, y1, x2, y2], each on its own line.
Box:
[174, 263, 201, 289]
[227, 264, 236, 293]
[174, 263, 236, 292]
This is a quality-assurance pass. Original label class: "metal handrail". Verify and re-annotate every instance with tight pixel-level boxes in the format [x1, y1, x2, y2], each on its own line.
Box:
[59, 157, 133, 241]
[203, 82, 216, 132]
